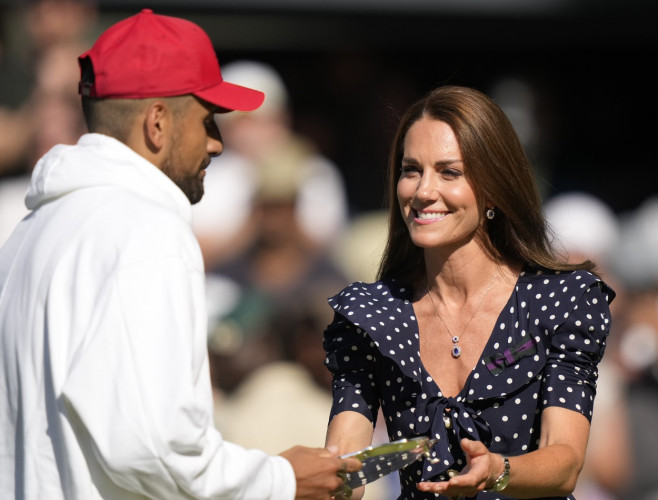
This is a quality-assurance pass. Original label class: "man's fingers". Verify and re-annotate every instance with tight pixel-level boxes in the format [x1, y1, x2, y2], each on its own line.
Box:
[343, 457, 362, 472]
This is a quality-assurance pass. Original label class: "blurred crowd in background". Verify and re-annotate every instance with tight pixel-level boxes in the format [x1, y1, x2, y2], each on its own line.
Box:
[1, 1, 657, 499]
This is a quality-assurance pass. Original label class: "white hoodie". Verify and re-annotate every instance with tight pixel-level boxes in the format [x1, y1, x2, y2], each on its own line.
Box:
[0, 134, 296, 500]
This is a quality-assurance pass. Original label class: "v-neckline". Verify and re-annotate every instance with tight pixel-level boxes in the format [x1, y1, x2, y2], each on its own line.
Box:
[410, 273, 521, 399]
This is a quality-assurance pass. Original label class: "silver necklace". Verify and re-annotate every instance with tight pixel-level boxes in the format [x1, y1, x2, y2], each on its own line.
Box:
[425, 276, 496, 358]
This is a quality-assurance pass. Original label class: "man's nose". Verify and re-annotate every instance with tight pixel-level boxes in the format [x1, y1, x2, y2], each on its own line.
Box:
[207, 120, 224, 157]
[207, 135, 223, 157]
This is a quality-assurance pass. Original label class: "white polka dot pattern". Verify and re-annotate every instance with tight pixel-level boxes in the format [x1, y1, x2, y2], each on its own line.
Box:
[323, 268, 614, 499]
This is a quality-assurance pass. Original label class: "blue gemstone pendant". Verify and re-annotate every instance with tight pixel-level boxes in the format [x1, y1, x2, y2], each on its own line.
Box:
[451, 336, 462, 358]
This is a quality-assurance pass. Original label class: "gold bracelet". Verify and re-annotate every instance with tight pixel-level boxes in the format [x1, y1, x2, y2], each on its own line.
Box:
[489, 456, 510, 492]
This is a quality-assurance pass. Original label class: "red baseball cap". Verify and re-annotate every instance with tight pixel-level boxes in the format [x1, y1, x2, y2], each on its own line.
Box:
[78, 9, 264, 112]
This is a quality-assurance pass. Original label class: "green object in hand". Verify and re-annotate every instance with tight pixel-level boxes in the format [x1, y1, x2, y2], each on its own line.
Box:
[335, 436, 438, 498]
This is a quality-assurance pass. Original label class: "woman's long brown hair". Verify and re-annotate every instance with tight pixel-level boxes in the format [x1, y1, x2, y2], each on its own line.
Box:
[377, 85, 595, 286]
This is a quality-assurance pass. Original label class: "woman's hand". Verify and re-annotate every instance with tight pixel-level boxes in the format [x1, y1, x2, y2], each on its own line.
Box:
[416, 438, 501, 498]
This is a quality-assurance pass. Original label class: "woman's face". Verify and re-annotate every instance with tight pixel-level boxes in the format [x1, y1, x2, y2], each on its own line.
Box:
[397, 117, 481, 252]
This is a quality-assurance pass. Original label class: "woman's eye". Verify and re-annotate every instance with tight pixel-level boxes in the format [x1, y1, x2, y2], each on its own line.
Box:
[441, 168, 462, 179]
[400, 165, 419, 175]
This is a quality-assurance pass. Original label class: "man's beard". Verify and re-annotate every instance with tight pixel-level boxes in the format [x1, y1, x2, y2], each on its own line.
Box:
[160, 142, 205, 205]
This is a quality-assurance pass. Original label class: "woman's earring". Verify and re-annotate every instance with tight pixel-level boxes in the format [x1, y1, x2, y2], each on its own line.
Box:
[486, 207, 496, 220]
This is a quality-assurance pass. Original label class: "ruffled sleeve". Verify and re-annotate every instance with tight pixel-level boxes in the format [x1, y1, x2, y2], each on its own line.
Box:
[541, 279, 614, 421]
[323, 304, 381, 426]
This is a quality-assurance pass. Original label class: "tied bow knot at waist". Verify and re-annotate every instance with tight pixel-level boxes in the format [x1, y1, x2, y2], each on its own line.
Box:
[414, 394, 492, 480]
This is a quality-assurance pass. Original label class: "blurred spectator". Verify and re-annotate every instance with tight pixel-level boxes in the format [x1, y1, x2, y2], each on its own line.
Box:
[0, 8, 32, 177]
[27, 42, 89, 163]
[205, 201, 348, 391]
[0, 98, 31, 178]
[211, 292, 334, 452]
[22, 0, 97, 54]
[209, 289, 395, 500]
[191, 60, 349, 270]
[0, 0, 96, 246]
[489, 76, 557, 200]
[0, 176, 30, 247]
[0, 0, 96, 172]
[611, 196, 658, 295]
[196, 60, 395, 496]
[330, 209, 388, 284]
[198, 58, 350, 474]
[0, 43, 88, 246]
[605, 196, 658, 499]
[544, 191, 620, 271]
[198, 60, 350, 398]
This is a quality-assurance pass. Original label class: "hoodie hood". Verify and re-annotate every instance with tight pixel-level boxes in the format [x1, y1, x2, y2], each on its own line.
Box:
[26, 133, 192, 224]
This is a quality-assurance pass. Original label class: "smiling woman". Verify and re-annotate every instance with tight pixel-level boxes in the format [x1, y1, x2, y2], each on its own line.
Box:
[323, 85, 616, 500]
[397, 118, 480, 253]
[380, 85, 584, 288]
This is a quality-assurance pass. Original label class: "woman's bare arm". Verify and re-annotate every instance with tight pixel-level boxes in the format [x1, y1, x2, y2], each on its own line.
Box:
[417, 406, 591, 498]
[325, 411, 375, 500]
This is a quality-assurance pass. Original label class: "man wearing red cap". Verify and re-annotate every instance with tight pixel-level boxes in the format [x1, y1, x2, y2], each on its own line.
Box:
[0, 9, 360, 500]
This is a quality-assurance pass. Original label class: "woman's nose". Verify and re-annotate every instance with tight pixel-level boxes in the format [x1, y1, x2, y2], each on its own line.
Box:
[416, 172, 439, 201]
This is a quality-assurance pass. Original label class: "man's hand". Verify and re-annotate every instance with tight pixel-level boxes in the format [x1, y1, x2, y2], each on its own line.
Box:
[280, 445, 362, 500]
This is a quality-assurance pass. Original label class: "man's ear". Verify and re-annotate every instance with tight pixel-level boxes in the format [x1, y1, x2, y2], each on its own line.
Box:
[143, 100, 168, 154]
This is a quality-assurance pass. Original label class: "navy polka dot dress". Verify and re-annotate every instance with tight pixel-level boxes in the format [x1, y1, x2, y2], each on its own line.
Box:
[324, 267, 615, 500]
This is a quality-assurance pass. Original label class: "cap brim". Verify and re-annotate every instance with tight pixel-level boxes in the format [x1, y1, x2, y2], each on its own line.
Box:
[194, 80, 265, 112]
